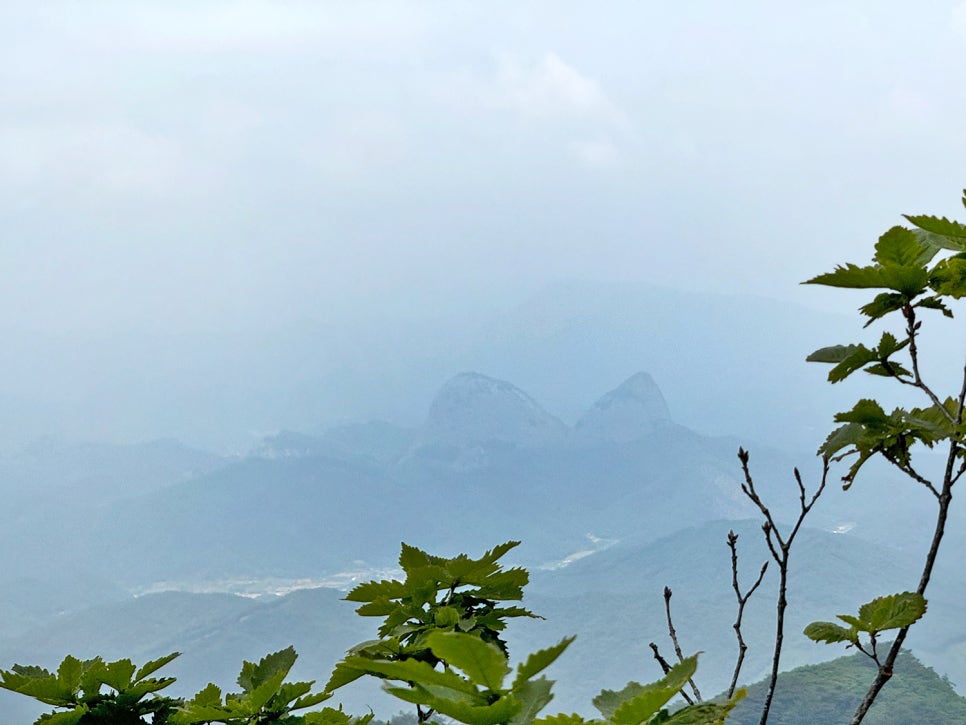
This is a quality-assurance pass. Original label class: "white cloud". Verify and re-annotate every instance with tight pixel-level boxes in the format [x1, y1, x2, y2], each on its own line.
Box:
[489, 52, 627, 125]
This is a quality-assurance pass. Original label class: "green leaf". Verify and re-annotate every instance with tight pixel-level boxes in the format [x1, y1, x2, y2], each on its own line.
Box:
[509, 676, 555, 725]
[663, 690, 745, 724]
[930, 255, 966, 298]
[513, 638, 575, 689]
[237, 647, 297, 693]
[904, 214, 966, 240]
[399, 542, 435, 573]
[858, 293, 906, 325]
[425, 631, 509, 690]
[134, 653, 180, 683]
[385, 683, 521, 725]
[56, 656, 83, 695]
[826, 345, 878, 383]
[534, 714, 597, 725]
[97, 658, 136, 692]
[875, 226, 925, 266]
[858, 592, 928, 632]
[804, 264, 885, 289]
[344, 580, 407, 604]
[340, 655, 479, 697]
[594, 655, 698, 722]
[804, 621, 858, 644]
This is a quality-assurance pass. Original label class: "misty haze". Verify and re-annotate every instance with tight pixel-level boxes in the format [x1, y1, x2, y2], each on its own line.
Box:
[3, 3, 966, 724]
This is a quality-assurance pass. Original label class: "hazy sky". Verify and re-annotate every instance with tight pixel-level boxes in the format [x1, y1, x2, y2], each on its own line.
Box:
[2, 2, 966, 448]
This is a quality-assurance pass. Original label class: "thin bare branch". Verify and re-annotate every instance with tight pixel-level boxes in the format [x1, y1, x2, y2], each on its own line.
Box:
[648, 642, 694, 706]
[738, 450, 830, 725]
[904, 306, 956, 424]
[851, 436, 958, 724]
[662, 586, 702, 702]
[727, 530, 769, 699]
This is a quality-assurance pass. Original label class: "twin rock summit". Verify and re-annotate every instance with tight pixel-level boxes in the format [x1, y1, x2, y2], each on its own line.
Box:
[427, 371, 672, 447]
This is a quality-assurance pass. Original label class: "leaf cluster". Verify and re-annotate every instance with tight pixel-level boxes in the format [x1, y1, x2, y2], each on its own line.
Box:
[804, 197, 966, 487]
[804, 592, 927, 659]
[0, 652, 180, 725]
[172, 646, 360, 725]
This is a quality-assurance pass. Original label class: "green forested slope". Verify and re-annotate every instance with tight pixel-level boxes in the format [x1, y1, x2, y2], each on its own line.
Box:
[728, 650, 966, 724]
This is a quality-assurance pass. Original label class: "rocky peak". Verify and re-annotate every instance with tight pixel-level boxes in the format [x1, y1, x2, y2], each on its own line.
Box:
[576, 372, 671, 442]
[424, 372, 568, 446]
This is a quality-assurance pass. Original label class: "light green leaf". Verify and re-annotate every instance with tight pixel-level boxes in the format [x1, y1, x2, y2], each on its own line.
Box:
[594, 655, 698, 722]
[875, 226, 926, 266]
[344, 579, 407, 604]
[425, 631, 509, 690]
[930, 255, 966, 298]
[533, 714, 597, 725]
[237, 647, 297, 693]
[509, 676, 555, 725]
[341, 655, 479, 697]
[804, 264, 885, 289]
[134, 652, 180, 683]
[804, 621, 858, 644]
[904, 214, 966, 240]
[514, 638, 575, 689]
[858, 592, 928, 632]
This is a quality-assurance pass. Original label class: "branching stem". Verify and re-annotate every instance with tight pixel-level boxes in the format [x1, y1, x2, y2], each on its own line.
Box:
[727, 530, 768, 699]
[739, 449, 828, 725]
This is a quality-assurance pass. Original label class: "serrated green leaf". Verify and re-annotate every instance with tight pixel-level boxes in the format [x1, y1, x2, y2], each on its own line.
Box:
[323, 662, 366, 694]
[56, 656, 83, 695]
[594, 655, 698, 722]
[425, 631, 509, 690]
[341, 655, 480, 697]
[662, 692, 744, 724]
[804, 621, 858, 644]
[344, 579, 408, 604]
[865, 362, 912, 378]
[245, 668, 289, 714]
[134, 652, 180, 683]
[915, 295, 955, 318]
[97, 658, 136, 692]
[858, 592, 928, 632]
[859, 292, 905, 325]
[904, 214, 966, 240]
[509, 676, 555, 725]
[237, 647, 297, 693]
[804, 264, 885, 289]
[875, 226, 925, 266]
[386, 684, 521, 725]
[399, 542, 434, 573]
[534, 715, 598, 725]
[514, 638, 575, 689]
[878, 264, 929, 297]
[930, 255, 966, 298]
[827, 345, 878, 383]
[35, 709, 87, 725]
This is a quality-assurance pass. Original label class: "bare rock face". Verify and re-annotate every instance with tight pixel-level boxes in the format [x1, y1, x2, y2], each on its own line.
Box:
[424, 372, 568, 446]
[576, 372, 671, 443]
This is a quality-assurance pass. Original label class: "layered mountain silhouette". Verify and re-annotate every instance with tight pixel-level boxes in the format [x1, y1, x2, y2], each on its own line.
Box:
[575, 371, 671, 442]
[424, 372, 569, 446]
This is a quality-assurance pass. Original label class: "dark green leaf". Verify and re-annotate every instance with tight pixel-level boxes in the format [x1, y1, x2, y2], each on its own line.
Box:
[804, 621, 858, 644]
[904, 214, 966, 240]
